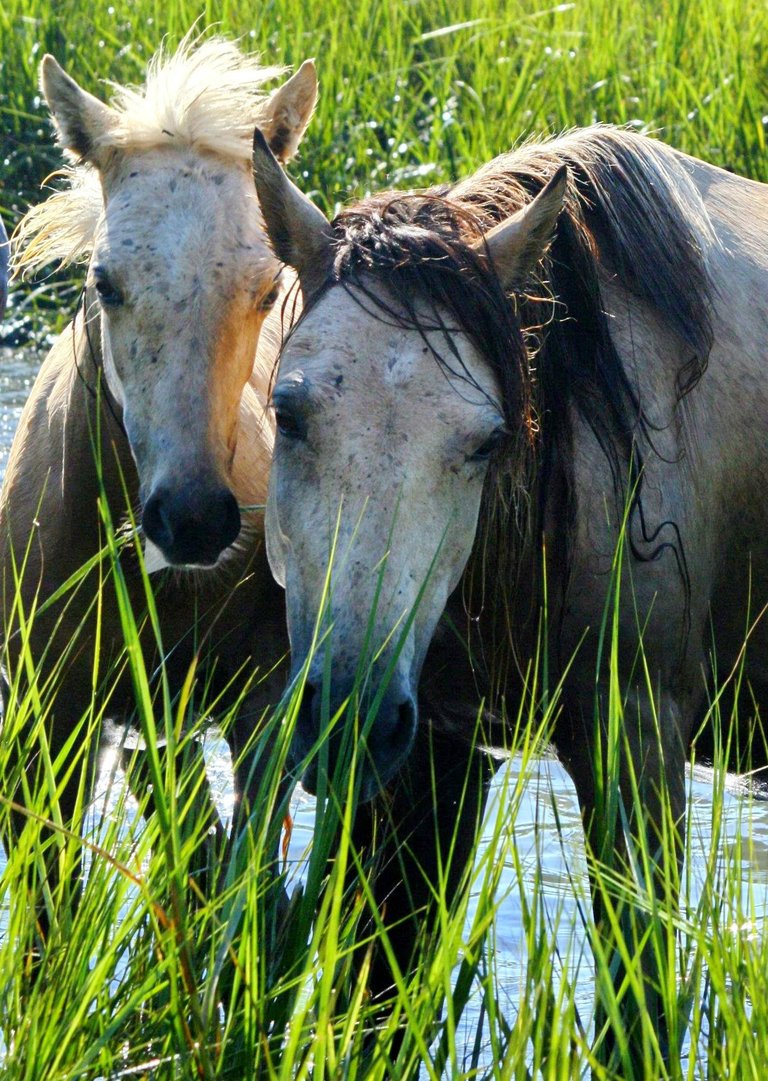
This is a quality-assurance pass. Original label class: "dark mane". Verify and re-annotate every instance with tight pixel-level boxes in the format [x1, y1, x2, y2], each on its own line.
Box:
[297, 126, 716, 671]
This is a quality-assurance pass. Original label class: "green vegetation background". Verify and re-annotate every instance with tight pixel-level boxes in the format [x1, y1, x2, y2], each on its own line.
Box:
[3, 0, 767, 234]
[1, 3, 767, 1079]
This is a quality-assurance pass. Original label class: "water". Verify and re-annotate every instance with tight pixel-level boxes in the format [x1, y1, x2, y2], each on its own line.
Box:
[0, 346, 38, 479]
[2, 344, 768, 1073]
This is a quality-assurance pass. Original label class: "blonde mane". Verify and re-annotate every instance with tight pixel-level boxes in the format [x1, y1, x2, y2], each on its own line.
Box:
[13, 35, 285, 275]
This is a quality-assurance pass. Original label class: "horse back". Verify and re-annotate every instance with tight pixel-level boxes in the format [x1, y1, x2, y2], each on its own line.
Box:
[549, 157, 768, 741]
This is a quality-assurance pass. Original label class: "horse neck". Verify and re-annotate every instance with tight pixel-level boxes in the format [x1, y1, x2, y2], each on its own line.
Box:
[61, 294, 134, 474]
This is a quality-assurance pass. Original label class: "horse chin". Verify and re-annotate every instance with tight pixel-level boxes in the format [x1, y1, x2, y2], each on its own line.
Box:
[298, 761, 394, 804]
[143, 539, 172, 574]
[142, 537, 236, 576]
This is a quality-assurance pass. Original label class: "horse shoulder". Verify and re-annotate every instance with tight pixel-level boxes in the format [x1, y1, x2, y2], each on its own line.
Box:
[1, 318, 130, 581]
[548, 275, 714, 667]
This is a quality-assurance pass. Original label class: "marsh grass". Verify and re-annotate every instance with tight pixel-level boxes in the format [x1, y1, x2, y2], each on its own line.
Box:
[2, 1, 768, 1077]
[0, 492, 767, 1079]
[2, 0, 768, 335]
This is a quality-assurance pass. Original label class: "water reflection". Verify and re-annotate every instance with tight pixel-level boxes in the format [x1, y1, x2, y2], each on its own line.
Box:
[0, 346, 40, 481]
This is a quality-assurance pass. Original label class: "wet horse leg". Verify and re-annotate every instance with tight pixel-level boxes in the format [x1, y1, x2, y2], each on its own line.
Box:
[228, 691, 294, 893]
[561, 684, 688, 1077]
[208, 584, 290, 874]
[200, 694, 294, 1013]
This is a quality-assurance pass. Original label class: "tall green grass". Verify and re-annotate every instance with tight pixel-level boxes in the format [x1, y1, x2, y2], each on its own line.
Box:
[3, 0, 766, 336]
[2, 2, 768, 1079]
[2, 0, 768, 255]
[1, 496, 767, 1079]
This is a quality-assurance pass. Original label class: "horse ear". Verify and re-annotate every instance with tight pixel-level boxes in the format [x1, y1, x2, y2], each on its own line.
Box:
[260, 59, 318, 163]
[480, 165, 568, 290]
[252, 127, 333, 296]
[40, 55, 117, 166]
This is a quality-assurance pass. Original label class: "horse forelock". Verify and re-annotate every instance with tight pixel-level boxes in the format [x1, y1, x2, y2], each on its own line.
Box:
[102, 36, 284, 161]
[301, 192, 534, 449]
[12, 35, 283, 276]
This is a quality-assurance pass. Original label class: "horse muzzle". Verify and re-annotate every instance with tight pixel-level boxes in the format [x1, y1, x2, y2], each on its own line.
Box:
[292, 677, 418, 801]
[142, 481, 241, 566]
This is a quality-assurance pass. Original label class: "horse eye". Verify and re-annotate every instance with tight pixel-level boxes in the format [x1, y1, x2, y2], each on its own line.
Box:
[93, 271, 123, 308]
[469, 426, 507, 462]
[275, 408, 306, 441]
[258, 284, 280, 311]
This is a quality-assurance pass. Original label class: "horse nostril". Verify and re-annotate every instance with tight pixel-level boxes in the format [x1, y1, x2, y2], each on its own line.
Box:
[392, 696, 417, 759]
[293, 681, 418, 799]
[357, 693, 419, 800]
[217, 488, 241, 549]
[142, 488, 173, 551]
[367, 694, 417, 761]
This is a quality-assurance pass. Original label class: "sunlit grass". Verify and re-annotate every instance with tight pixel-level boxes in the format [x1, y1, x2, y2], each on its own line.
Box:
[2, 2, 768, 1078]
[0, 499, 767, 1078]
[2, 0, 768, 335]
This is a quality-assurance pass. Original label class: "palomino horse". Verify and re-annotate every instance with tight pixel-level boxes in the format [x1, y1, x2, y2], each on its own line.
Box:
[1, 39, 315, 930]
[252, 126, 768, 1065]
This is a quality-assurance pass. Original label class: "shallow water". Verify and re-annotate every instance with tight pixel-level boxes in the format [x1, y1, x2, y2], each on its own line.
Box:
[0, 346, 38, 480]
[2, 343, 768, 1074]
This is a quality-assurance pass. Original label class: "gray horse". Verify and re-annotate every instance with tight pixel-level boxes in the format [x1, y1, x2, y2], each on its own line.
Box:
[252, 125, 768, 1071]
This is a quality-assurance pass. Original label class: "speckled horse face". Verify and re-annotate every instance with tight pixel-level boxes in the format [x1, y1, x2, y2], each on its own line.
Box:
[39, 46, 317, 566]
[266, 285, 504, 798]
[89, 149, 278, 565]
[251, 133, 565, 797]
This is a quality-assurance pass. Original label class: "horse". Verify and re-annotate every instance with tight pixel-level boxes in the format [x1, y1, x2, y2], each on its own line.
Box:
[251, 125, 768, 1068]
[1, 38, 316, 940]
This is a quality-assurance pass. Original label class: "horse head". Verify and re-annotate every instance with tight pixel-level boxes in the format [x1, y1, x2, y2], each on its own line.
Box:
[36, 43, 317, 568]
[253, 132, 565, 798]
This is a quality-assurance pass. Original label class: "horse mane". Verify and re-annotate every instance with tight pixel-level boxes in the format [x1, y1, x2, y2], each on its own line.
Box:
[306, 125, 717, 679]
[13, 35, 284, 274]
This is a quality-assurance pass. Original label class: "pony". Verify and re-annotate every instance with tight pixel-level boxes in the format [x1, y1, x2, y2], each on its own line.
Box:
[1, 38, 316, 936]
[251, 125, 768, 1067]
